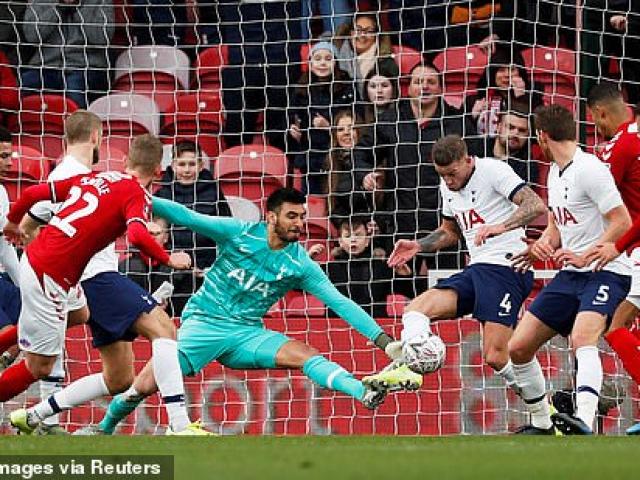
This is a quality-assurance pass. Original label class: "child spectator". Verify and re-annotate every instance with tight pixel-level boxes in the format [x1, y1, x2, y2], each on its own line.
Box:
[154, 140, 232, 314]
[288, 41, 355, 194]
[322, 217, 412, 318]
[361, 60, 400, 126]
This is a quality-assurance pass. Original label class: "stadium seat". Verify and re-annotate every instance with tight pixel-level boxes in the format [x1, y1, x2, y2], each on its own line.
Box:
[160, 93, 222, 159]
[215, 145, 288, 210]
[282, 291, 327, 317]
[113, 46, 190, 112]
[88, 93, 160, 153]
[521, 46, 576, 100]
[8, 95, 78, 160]
[225, 195, 262, 222]
[192, 44, 229, 93]
[4, 145, 51, 203]
[391, 44, 422, 76]
[433, 45, 488, 103]
[386, 294, 408, 317]
[94, 144, 127, 173]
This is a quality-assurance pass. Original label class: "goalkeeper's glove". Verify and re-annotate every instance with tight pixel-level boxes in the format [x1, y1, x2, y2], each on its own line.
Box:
[374, 332, 403, 361]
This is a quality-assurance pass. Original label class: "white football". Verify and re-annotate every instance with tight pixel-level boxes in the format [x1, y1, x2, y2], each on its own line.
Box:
[402, 332, 446, 374]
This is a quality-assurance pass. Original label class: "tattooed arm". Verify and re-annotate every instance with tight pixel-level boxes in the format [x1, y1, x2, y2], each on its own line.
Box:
[474, 186, 546, 246]
[387, 218, 461, 268]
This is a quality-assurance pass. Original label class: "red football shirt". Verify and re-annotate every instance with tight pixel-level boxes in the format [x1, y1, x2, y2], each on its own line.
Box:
[9, 171, 168, 289]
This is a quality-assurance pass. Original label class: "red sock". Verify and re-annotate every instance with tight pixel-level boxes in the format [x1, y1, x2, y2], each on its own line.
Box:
[0, 325, 18, 354]
[606, 327, 640, 384]
[0, 360, 37, 401]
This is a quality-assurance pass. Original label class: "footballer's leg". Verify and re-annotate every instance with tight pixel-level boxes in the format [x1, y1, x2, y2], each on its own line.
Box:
[275, 339, 389, 409]
[400, 288, 459, 342]
[132, 307, 199, 434]
[551, 312, 606, 435]
[508, 312, 557, 434]
[482, 322, 521, 396]
[605, 300, 640, 384]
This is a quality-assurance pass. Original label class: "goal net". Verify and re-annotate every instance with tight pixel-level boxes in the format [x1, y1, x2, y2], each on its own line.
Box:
[0, 0, 638, 435]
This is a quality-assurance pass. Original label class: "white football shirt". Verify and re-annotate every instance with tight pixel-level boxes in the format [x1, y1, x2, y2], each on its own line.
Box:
[440, 157, 527, 267]
[548, 147, 630, 275]
[29, 154, 118, 281]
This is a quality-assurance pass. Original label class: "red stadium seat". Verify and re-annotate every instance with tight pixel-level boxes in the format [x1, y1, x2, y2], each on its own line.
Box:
[521, 46, 576, 99]
[113, 46, 191, 113]
[391, 44, 422, 76]
[215, 145, 288, 210]
[95, 144, 127, 173]
[8, 95, 78, 160]
[433, 45, 488, 98]
[4, 145, 51, 203]
[88, 93, 160, 153]
[282, 291, 326, 317]
[192, 44, 229, 93]
[160, 93, 222, 159]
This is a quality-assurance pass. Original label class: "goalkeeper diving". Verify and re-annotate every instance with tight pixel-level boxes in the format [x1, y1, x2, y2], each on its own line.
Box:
[56, 188, 422, 435]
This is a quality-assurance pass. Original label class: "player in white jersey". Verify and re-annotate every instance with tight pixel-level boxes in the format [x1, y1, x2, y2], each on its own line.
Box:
[510, 105, 632, 435]
[364, 135, 546, 394]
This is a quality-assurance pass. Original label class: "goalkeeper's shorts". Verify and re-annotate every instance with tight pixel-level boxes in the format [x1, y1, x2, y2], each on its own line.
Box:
[177, 314, 290, 376]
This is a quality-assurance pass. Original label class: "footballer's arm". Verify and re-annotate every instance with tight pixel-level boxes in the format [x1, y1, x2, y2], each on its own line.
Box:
[418, 217, 461, 253]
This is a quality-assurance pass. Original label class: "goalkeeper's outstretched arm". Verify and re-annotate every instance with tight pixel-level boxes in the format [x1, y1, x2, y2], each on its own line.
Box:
[300, 258, 396, 352]
[151, 197, 245, 243]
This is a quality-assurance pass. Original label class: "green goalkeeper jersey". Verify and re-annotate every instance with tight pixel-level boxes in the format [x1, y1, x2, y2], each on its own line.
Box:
[152, 197, 384, 342]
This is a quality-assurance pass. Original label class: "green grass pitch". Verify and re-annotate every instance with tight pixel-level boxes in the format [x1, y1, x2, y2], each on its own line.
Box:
[0, 436, 636, 479]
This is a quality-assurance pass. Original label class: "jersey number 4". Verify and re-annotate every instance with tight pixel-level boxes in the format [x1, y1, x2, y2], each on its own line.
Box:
[49, 186, 99, 237]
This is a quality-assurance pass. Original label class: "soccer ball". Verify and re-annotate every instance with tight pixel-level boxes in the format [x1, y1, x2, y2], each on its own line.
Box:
[402, 332, 446, 374]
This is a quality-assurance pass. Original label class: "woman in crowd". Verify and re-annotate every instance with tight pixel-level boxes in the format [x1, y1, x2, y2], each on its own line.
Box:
[288, 41, 355, 195]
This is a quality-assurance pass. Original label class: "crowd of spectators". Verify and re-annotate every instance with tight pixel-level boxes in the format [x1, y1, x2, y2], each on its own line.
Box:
[1, 0, 638, 314]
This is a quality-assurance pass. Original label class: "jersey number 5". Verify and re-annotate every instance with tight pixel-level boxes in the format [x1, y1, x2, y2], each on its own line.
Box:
[49, 186, 99, 237]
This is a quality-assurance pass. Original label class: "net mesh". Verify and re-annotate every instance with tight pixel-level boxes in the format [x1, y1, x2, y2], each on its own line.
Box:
[0, 0, 638, 434]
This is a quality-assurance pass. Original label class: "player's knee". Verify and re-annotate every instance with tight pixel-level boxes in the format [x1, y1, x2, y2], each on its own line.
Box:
[484, 346, 508, 371]
[25, 358, 53, 379]
[103, 371, 134, 395]
[569, 332, 597, 351]
[508, 339, 533, 365]
[406, 291, 438, 317]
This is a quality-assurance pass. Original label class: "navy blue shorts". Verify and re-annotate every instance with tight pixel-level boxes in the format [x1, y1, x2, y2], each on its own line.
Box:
[0, 274, 20, 329]
[82, 272, 158, 348]
[435, 263, 534, 327]
[528, 270, 631, 337]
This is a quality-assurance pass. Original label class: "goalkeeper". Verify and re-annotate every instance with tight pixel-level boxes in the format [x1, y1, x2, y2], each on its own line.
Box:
[77, 188, 420, 435]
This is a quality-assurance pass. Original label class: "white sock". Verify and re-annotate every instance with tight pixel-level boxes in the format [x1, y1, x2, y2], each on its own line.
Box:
[512, 358, 552, 429]
[575, 346, 602, 430]
[496, 360, 522, 396]
[401, 311, 432, 342]
[39, 353, 65, 426]
[121, 385, 143, 402]
[31, 373, 109, 423]
[152, 338, 189, 432]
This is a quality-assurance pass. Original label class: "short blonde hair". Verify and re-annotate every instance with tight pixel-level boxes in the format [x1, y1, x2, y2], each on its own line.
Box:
[127, 134, 163, 176]
[64, 110, 102, 145]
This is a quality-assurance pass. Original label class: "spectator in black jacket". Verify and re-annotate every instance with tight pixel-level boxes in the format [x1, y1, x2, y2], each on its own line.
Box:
[154, 140, 232, 314]
[486, 102, 538, 184]
[354, 62, 482, 268]
[325, 217, 412, 318]
[288, 41, 355, 194]
[325, 109, 374, 226]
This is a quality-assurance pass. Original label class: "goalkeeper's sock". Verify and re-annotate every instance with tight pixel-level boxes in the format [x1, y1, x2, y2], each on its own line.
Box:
[0, 360, 37, 401]
[496, 360, 521, 396]
[401, 311, 431, 342]
[575, 346, 601, 430]
[39, 353, 65, 427]
[99, 386, 144, 434]
[0, 325, 17, 354]
[152, 338, 190, 432]
[31, 373, 109, 422]
[605, 328, 640, 384]
[512, 358, 552, 429]
[303, 355, 365, 400]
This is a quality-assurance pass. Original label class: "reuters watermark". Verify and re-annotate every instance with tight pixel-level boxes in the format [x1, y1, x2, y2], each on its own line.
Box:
[0, 456, 173, 480]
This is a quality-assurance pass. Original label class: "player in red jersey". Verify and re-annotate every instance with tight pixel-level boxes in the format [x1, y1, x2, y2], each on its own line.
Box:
[0, 132, 207, 435]
[586, 85, 640, 394]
